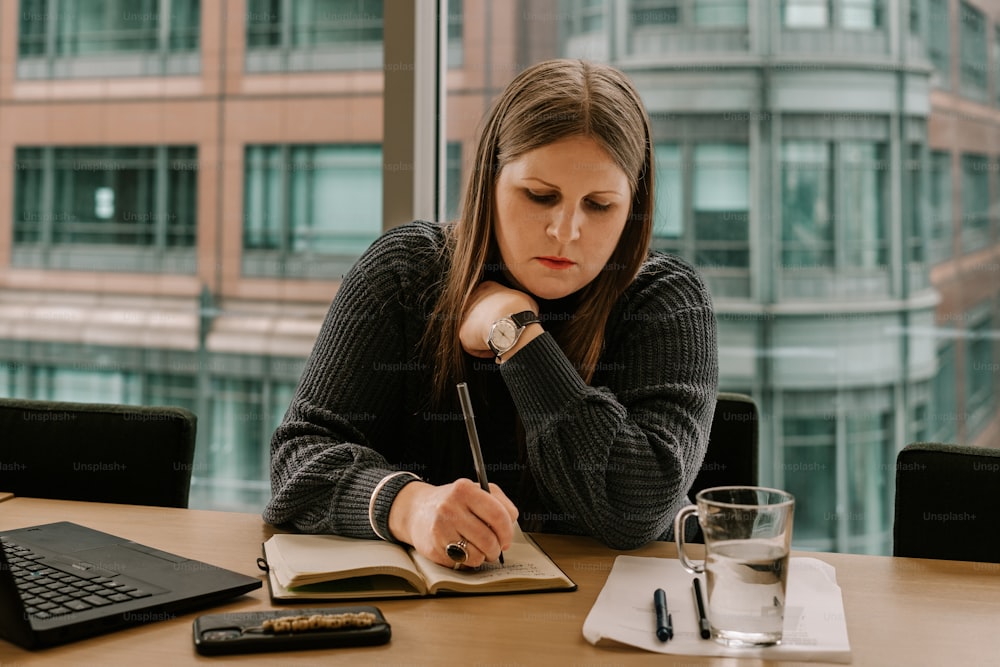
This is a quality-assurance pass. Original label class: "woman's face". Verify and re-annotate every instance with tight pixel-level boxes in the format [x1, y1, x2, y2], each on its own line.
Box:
[493, 135, 631, 301]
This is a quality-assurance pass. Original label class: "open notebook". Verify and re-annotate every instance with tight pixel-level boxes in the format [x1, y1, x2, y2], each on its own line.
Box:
[261, 524, 575, 601]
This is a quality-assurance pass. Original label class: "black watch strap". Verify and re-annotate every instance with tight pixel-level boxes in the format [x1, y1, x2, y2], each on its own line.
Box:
[510, 310, 541, 328]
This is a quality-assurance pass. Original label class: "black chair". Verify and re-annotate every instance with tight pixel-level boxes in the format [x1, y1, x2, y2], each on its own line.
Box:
[0, 397, 197, 508]
[892, 442, 1000, 563]
[690, 391, 760, 498]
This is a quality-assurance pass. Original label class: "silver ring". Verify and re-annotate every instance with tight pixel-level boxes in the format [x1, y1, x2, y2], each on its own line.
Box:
[446, 539, 469, 564]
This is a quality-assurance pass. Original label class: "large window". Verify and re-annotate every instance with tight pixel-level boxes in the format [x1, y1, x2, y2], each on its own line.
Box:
[17, 0, 200, 77]
[242, 144, 382, 279]
[13, 146, 197, 272]
[3, 0, 998, 557]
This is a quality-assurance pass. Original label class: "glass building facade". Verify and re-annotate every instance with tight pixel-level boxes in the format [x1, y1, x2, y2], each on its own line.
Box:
[0, 0, 997, 554]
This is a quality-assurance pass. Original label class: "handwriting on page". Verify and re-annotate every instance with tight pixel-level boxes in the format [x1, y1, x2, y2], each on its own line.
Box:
[464, 560, 550, 580]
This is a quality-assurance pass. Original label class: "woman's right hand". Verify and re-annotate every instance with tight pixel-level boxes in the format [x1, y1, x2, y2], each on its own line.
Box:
[387, 478, 519, 568]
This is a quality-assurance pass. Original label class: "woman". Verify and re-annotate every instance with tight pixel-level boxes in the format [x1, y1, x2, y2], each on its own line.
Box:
[263, 59, 718, 568]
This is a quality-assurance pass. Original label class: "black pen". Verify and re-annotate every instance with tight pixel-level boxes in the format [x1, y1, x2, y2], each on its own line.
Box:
[692, 577, 710, 639]
[456, 382, 504, 565]
[654, 588, 672, 642]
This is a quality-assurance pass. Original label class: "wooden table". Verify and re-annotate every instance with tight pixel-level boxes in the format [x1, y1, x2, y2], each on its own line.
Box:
[2, 497, 999, 666]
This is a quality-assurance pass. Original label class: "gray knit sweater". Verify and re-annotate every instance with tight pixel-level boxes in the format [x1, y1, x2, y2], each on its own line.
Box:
[263, 220, 718, 549]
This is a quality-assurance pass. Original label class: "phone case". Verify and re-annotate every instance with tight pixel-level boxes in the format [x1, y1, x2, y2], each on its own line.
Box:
[192, 606, 391, 655]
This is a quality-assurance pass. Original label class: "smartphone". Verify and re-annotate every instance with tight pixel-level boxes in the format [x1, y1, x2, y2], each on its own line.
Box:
[192, 606, 391, 655]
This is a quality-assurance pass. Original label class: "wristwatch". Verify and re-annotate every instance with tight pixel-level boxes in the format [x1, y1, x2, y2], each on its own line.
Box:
[487, 310, 541, 361]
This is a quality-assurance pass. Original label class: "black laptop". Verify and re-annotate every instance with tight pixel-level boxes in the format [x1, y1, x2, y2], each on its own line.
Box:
[0, 521, 262, 649]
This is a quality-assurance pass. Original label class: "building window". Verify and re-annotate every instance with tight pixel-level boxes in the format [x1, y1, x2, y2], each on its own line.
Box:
[13, 146, 198, 272]
[693, 0, 748, 26]
[995, 26, 1000, 106]
[445, 0, 463, 67]
[844, 410, 892, 554]
[927, 0, 950, 87]
[931, 340, 958, 443]
[17, 0, 200, 78]
[242, 144, 382, 279]
[444, 142, 463, 221]
[960, 153, 990, 254]
[693, 143, 749, 268]
[245, 0, 384, 71]
[904, 144, 924, 264]
[959, 1, 987, 100]
[782, 415, 837, 548]
[841, 142, 887, 269]
[565, 0, 606, 35]
[840, 0, 881, 30]
[929, 150, 953, 262]
[632, 0, 680, 26]
[782, 141, 833, 267]
[31, 365, 141, 404]
[966, 317, 996, 439]
[654, 143, 683, 240]
[783, 0, 829, 28]
[781, 140, 887, 270]
[630, 0, 747, 27]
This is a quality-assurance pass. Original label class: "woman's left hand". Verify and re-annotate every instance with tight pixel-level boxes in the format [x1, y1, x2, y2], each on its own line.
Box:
[459, 281, 539, 358]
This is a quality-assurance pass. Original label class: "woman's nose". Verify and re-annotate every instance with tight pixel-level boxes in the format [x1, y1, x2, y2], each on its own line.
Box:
[546, 205, 582, 244]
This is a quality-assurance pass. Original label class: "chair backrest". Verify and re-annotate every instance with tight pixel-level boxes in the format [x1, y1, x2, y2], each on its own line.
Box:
[690, 392, 760, 499]
[893, 442, 1000, 563]
[0, 397, 197, 508]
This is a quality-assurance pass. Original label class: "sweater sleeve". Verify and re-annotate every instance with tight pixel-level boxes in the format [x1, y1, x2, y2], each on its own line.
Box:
[261, 225, 434, 539]
[499, 257, 718, 549]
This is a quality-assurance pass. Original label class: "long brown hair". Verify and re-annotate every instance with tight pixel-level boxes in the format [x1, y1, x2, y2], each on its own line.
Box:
[422, 59, 655, 406]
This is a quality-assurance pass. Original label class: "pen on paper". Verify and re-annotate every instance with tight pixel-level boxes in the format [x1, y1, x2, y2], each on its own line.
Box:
[692, 577, 710, 639]
[456, 382, 504, 565]
[654, 588, 672, 642]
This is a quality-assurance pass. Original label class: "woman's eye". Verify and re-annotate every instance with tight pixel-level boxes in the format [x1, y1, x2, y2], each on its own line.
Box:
[586, 199, 612, 212]
[526, 190, 557, 204]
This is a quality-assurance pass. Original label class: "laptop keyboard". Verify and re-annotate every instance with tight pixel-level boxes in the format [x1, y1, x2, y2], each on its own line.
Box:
[1, 536, 153, 620]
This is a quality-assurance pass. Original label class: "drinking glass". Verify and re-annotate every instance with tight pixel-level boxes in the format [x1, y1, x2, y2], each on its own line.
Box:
[674, 486, 795, 647]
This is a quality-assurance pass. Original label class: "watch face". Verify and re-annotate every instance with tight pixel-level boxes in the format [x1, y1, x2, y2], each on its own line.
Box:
[491, 319, 517, 351]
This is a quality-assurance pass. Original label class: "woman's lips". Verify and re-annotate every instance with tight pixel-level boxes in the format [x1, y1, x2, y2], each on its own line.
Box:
[537, 256, 575, 270]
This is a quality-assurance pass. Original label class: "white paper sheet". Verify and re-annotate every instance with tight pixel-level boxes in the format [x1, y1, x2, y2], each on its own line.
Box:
[582, 556, 851, 663]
